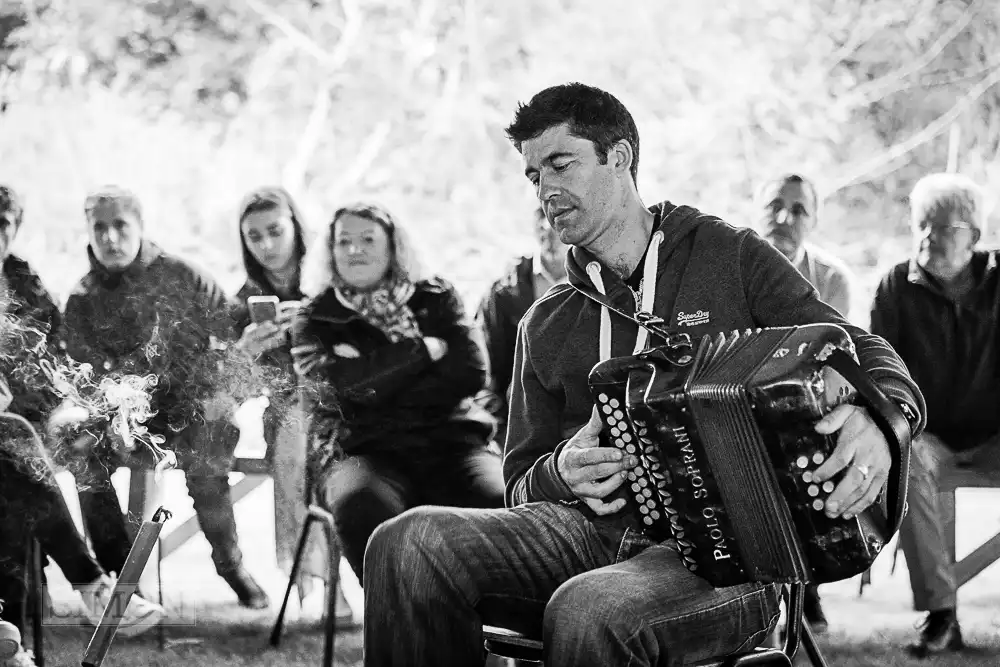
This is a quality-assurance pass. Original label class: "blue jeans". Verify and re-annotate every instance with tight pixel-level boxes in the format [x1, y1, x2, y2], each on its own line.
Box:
[363, 501, 781, 666]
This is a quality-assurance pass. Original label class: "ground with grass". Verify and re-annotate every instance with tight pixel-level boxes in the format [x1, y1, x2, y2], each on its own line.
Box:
[34, 472, 1000, 666]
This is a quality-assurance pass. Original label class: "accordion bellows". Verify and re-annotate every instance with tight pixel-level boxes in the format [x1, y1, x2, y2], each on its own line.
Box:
[589, 324, 891, 588]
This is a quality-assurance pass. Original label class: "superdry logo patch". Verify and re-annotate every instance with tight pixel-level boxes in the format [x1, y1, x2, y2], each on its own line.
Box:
[677, 310, 710, 327]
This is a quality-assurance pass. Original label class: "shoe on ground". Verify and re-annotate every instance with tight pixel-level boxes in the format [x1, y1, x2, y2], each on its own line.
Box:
[2, 647, 35, 667]
[0, 619, 20, 661]
[77, 574, 165, 638]
[906, 609, 964, 658]
[221, 567, 270, 609]
[803, 584, 829, 634]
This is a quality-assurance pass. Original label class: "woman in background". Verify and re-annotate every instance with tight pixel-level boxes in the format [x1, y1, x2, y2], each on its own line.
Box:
[291, 203, 503, 581]
[231, 187, 337, 610]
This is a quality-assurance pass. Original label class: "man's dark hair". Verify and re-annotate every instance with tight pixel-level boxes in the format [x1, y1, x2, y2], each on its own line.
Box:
[505, 83, 640, 184]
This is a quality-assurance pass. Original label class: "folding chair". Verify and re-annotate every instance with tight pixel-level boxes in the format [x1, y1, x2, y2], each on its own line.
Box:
[269, 477, 342, 667]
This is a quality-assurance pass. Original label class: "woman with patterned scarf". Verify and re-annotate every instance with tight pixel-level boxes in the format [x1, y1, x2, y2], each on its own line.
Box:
[291, 203, 504, 580]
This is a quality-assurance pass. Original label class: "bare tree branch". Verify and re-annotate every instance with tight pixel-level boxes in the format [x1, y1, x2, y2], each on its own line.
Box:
[282, 83, 332, 191]
[331, 121, 393, 195]
[244, 0, 363, 71]
[839, 0, 984, 107]
[826, 65, 1000, 195]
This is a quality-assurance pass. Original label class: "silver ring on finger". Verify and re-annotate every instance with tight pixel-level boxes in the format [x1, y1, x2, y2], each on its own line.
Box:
[852, 463, 870, 481]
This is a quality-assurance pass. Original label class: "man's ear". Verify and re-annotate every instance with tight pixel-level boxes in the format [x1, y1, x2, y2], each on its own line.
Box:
[611, 139, 634, 176]
[972, 228, 982, 246]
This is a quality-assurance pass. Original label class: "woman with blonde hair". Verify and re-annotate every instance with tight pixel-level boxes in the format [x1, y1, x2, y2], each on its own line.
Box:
[291, 203, 503, 580]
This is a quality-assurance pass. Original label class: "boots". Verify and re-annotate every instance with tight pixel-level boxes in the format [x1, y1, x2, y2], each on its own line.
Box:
[220, 567, 270, 609]
[906, 609, 963, 658]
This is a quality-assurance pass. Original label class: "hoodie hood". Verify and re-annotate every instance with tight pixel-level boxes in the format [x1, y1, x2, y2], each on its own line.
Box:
[564, 201, 706, 360]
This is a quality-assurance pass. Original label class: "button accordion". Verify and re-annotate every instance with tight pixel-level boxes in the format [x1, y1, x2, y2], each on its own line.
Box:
[588, 323, 910, 587]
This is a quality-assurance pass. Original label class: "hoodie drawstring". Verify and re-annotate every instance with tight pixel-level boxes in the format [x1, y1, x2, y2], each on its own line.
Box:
[587, 230, 664, 362]
[587, 262, 613, 362]
[633, 231, 663, 354]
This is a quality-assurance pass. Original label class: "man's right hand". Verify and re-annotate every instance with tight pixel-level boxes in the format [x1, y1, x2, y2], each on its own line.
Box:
[556, 406, 637, 515]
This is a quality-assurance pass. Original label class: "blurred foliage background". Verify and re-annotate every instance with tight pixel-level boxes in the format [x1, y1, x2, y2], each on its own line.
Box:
[1, 0, 999, 323]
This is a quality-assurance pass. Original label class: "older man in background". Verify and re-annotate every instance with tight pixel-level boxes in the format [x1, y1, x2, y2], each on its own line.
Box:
[60, 186, 270, 610]
[871, 172, 1000, 657]
[754, 173, 857, 631]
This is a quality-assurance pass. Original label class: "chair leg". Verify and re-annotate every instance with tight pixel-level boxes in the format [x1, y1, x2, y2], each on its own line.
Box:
[800, 621, 831, 667]
[30, 541, 44, 667]
[270, 513, 318, 647]
[156, 537, 165, 651]
[320, 513, 339, 667]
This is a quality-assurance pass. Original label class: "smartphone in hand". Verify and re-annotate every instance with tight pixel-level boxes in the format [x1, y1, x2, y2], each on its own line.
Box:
[247, 295, 279, 324]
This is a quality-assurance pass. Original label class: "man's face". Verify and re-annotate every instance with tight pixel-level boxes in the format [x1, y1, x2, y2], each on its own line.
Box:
[913, 209, 979, 281]
[88, 200, 143, 271]
[0, 208, 19, 261]
[522, 123, 621, 249]
[756, 180, 816, 261]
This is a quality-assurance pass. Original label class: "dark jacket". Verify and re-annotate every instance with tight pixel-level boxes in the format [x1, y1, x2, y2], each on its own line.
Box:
[870, 251, 1000, 451]
[475, 256, 537, 447]
[62, 241, 234, 437]
[232, 276, 304, 392]
[291, 277, 493, 460]
[506, 201, 926, 534]
[0, 253, 62, 422]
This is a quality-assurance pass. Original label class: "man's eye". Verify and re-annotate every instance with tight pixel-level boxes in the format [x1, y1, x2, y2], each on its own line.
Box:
[553, 162, 570, 171]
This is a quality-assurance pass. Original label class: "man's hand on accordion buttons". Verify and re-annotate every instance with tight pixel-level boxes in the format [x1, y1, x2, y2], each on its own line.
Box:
[811, 404, 891, 520]
[557, 407, 639, 515]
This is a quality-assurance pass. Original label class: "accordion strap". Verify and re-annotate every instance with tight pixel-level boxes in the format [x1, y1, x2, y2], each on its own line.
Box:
[817, 348, 912, 536]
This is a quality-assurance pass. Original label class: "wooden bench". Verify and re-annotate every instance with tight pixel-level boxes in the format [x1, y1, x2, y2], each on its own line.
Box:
[940, 463, 1000, 587]
[858, 459, 1000, 594]
[123, 456, 274, 559]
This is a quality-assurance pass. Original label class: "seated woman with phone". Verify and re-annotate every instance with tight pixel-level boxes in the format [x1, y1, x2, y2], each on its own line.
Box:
[231, 186, 335, 604]
[291, 202, 504, 581]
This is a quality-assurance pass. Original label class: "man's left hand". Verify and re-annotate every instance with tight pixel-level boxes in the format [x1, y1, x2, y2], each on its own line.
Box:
[810, 404, 892, 520]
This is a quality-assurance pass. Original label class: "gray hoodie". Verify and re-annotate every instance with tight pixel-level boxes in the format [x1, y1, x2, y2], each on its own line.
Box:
[504, 201, 926, 535]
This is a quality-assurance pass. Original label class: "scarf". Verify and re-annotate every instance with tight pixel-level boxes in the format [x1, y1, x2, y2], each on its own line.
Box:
[337, 274, 422, 342]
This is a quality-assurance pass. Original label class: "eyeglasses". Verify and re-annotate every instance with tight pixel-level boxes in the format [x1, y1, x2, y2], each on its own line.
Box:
[916, 221, 976, 239]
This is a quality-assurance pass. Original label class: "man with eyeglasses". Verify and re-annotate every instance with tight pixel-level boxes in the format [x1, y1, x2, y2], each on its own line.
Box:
[870, 172, 1000, 657]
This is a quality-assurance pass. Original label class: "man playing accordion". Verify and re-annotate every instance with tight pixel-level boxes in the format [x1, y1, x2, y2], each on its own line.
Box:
[362, 83, 926, 667]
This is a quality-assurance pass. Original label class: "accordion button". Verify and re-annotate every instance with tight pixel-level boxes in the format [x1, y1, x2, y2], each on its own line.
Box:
[802, 471, 814, 483]
[633, 466, 643, 475]
[807, 485, 820, 497]
[822, 481, 835, 493]
[644, 517, 654, 525]
[812, 499, 825, 511]
[621, 433, 632, 442]
[610, 427, 621, 436]
[796, 456, 809, 469]
[813, 452, 826, 464]
[650, 510, 660, 520]
[627, 472, 637, 481]
[598, 393, 609, 403]
[625, 444, 636, 454]
[602, 405, 613, 414]
[631, 483, 641, 493]
[613, 410, 624, 420]
[609, 398, 620, 408]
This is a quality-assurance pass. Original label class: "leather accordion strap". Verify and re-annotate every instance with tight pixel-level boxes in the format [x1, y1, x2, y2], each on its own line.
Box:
[822, 348, 912, 536]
